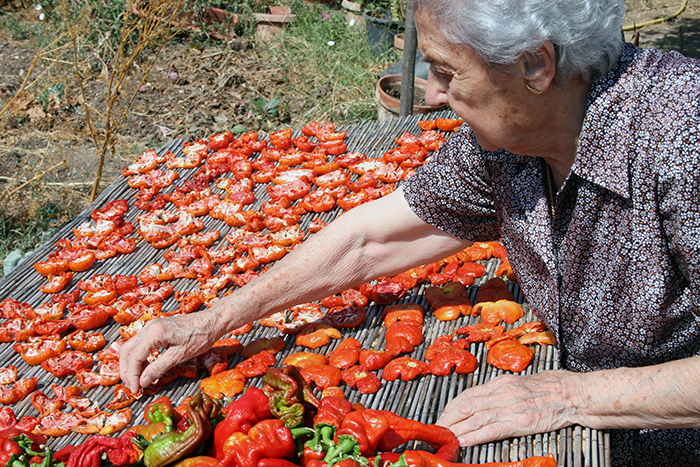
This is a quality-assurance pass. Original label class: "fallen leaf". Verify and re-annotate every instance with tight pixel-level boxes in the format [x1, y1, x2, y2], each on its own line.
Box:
[27, 105, 46, 123]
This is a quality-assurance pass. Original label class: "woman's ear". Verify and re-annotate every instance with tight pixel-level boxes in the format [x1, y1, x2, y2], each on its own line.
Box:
[521, 40, 556, 93]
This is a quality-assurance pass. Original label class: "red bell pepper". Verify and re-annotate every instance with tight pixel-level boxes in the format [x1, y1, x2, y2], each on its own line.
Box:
[335, 409, 389, 456]
[304, 395, 353, 454]
[66, 432, 140, 467]
[217, 419, 295, 467]
[373, 410, 456, 452]
[388, 451, 557, 467]
[210, 387, 272, 460]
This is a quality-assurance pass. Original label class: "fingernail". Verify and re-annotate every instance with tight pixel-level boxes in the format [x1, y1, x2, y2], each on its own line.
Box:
[141, 376, 152, 388]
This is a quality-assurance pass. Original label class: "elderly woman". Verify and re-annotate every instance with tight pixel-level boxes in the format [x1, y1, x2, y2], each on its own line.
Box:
[120, 0, 700, 465]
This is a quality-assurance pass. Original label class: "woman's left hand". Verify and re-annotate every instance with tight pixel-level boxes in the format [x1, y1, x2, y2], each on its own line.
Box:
[437, 370, 579, 446]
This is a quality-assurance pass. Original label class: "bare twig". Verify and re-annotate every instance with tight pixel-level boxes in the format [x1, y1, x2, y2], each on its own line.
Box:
[2, 158, 68, 198]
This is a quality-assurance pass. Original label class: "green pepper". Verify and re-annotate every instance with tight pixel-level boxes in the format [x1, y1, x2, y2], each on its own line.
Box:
[305, 396, 353, 454]
[143, 392, 218, 467]
[263, 366, 320, 429]
[145, 397, 180, 432]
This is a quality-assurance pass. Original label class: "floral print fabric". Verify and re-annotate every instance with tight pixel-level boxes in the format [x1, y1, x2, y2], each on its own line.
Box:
[403, 43, 700, 466]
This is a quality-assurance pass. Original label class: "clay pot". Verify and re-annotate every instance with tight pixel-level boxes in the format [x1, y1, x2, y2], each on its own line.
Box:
[376, 74, 444, 122]
[394, 33, 404, 51]
[253, 7, 297, 41]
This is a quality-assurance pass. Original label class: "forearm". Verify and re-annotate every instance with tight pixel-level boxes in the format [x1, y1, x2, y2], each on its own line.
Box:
[568, 355, 700, 429]
[211, 188, 470, 331]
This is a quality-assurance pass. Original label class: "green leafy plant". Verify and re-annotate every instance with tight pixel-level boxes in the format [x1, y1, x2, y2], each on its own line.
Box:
[250, 96, 281, 120]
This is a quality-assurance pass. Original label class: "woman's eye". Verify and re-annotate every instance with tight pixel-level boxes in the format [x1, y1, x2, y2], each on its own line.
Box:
[430, 66, 452, 83]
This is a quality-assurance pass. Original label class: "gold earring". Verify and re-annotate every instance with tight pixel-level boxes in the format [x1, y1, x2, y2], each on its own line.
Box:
[526, 83, 542, 95]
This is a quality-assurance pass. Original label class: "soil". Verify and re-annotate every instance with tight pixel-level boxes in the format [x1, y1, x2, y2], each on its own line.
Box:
[0, 0, 699, 229]
[384, 80, 427, 106]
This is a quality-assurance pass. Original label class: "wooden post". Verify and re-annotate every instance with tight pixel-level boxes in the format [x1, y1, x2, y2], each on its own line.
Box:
[399, 0, 417, 117]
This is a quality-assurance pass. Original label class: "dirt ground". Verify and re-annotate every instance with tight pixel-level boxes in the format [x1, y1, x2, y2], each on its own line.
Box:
[0, 0, 699, 230]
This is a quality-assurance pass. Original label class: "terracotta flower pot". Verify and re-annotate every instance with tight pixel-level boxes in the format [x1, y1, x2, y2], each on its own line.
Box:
[394, 33, 404, 51]
[376, 74, 444, 122]
[253, 7, 297, 41]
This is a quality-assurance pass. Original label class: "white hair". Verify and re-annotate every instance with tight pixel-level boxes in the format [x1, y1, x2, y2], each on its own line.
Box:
[414, 0, 625, 85]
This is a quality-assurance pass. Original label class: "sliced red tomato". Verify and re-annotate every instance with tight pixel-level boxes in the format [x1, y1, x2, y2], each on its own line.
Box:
[13, 336, 67, 366]
[41, 351, 94, 377]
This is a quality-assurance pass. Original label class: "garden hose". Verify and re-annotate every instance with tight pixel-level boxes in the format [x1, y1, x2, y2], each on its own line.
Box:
[622, 0, 687, 31]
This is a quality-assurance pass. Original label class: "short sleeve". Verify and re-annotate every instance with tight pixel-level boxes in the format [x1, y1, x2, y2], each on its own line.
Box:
[403, 125, 500, 241]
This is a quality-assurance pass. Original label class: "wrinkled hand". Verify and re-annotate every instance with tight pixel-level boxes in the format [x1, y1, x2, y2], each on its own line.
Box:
[437, 371, 579, 446]
[119, 308, 226, 392]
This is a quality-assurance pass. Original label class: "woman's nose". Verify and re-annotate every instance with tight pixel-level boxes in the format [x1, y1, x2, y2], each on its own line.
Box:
[425, 70, 449, 107]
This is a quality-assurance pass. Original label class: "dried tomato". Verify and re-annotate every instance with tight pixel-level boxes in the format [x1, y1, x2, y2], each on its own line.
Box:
[68, 304, 112, 330]
[519, 330, 557, 346]
[200, 369, 246, 399]
[486, 337, 534, 373]
[283, 352, 328, 369]
[370, 280, 404, 305]
[34, 411, 83, 436]
[0, 365, 17, 385]
[435, 118, 463, 132]
[382, 356, 428, 382]
[342, 365, 381, 394]
[40, 271, 73, 294]
[296, 323, 341, 349]
[0, 318, 36, 343]
[13, 336, 67, 366]
[0, 378, 37, 405]
[327, 337, 361, 369]
[41, 351, 94, 377]
[431, 296, 473, 321]
[34, 258, 69, 277]
[455, 322, 505, 343]
[209, 130, 234, 150]
[358, 350, 394, 371]
[382, 303, 425, 328]
[30, 391, 65, 416]
[473, 300, 524, 325]
[66, 330, 106, 352]
[235, 351, 276, 378]
[73, 408, 133, 435]
[385, 320, 423, 347]
[428, 348, 478, 376]
[300, 364, 342, 390]
[323, 304, 366, 329]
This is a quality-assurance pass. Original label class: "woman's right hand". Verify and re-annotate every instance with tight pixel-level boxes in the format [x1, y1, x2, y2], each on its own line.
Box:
[119, 306, 226, 392]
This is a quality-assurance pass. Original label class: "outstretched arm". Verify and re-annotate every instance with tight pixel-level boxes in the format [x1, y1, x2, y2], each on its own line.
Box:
[120, 188, 470, 392]
[438, 355, 700, 446]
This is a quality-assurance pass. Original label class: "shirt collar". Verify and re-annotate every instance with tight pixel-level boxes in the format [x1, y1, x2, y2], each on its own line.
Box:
[485, 44, 638, 199]
[572, 44, 639, 199]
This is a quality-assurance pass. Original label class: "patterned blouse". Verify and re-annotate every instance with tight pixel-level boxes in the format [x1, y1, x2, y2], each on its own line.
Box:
[403, 43, 700, 466]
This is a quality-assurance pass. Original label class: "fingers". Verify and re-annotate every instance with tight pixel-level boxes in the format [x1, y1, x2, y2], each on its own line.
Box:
[119, 313, 217, 393]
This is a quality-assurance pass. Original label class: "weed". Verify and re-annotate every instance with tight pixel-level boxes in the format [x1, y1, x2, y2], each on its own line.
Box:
[260, 1, 398, 126]
[250, 96, 281, 121]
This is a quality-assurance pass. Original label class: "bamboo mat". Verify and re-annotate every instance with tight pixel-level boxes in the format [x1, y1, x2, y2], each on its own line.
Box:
[0, 112, 609, 466]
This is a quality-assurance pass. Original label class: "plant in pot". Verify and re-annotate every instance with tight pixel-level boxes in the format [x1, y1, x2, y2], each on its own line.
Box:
[376, 74, 445, 122]
[361, 0, 405, 56]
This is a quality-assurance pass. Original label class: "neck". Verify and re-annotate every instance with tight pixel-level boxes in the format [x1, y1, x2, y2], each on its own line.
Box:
[522, 79, 590, 190]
